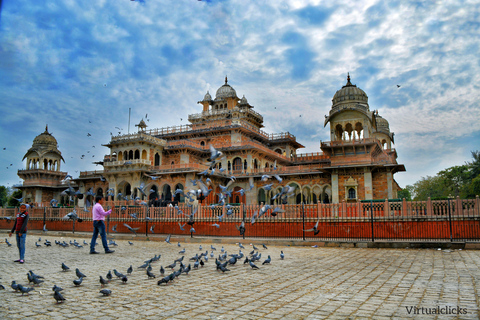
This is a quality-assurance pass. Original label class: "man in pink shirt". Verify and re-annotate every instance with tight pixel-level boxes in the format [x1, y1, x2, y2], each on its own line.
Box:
[90, 195, 114, 254]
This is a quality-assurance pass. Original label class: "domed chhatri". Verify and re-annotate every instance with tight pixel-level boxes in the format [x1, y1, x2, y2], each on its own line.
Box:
[215, 76, 237, 100]
[18, 125, 68, 204]
[23, 125, 64, 164]
[32, 125, 59, 147]
[332, 73, 368, 107]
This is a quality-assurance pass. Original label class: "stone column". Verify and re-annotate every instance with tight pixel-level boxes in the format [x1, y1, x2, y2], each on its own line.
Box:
[364, 169, 373, 200]
[332, 172, 339, 203]
[387, 171, 393, 199]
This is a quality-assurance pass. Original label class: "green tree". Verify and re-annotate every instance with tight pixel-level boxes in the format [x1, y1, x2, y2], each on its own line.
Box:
[398, 185, 413, 200]
[0, 186, 8, 207]
[412, 175, 445, 200]
[468, 150, 480, 179]
[7, 190, 23, 207]
[438, 165, 471, 197]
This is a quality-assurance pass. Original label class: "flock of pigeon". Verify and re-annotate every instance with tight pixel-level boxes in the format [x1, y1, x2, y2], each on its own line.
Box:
[1, 235, 286, 304]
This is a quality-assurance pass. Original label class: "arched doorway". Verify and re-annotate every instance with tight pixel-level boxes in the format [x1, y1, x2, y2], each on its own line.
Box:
[174, 183, 184, 203]
[162, 184, 172, 202]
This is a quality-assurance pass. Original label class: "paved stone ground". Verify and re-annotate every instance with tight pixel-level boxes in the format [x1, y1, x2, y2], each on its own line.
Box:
[1, 232, 479, 320]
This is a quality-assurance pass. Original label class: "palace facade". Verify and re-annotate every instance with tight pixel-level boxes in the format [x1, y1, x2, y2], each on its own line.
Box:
[17, 75, 405, 206]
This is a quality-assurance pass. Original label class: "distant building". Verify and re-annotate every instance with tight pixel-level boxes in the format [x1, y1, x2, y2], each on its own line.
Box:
[18, 75, 405, 206]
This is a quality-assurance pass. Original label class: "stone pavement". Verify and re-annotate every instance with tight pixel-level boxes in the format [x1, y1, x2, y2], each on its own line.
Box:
[1, 232, 479, 320]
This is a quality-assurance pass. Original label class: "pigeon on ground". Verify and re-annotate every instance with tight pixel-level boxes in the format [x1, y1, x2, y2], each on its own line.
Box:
[73, 277, 83, 286]
[99, 276, 108, 287]
[75, 268, 86, 278]
[121, 275, 128, 284]
[280, 251, 285, 260]
[249, 261, 260, 269]
[262, 255, 271, 265]
[11, 281, 19, 292]
[54, 290, 66, 303]
[113, 270, 124, 278]
[20, 286, 35, 295]
[52, 285, 63, 292]
[127, 266, 133, 275]
[106, 271, 112, 281]
[146, 270, 156, 279]
[61, 263, 70, 272]
[100, 289, 112, 296]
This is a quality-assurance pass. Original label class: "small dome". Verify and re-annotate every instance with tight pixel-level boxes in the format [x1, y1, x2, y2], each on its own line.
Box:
[215, 76, 237, 100]
[33, 125, 58, 147]
[332, 74, 368, 107]
[203, 91, 212, 101]
[240, 95, 248, 104]
[376, 115, 390, 132]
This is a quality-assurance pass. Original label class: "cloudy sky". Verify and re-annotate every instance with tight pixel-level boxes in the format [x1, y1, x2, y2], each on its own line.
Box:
[0, 0, 479, 189]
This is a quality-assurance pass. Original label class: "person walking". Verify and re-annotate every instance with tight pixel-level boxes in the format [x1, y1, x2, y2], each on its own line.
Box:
[9, 203, 29, 263]
[90, 195, 114, 254]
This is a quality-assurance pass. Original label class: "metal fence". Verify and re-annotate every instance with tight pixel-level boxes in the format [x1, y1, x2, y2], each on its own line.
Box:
[1, 196, 479, 242]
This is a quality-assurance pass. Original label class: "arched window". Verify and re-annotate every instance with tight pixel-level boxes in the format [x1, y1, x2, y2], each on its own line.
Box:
[200, 141, 205, 146]
[154, 153, 160, 166]
[228, 161, 231, 171]
[275, 149, 282, 154]
[125, 184, 131, 197]
[348, 188, 356, 199]
[141, 150, 147, 160]
[162, 185, 172, 202]
[355, 122, 363, 139]
[335, 124, 344, 141]
[381, 139, 387, 149]
[124, 151, 128, 160]
[149, 185, 158, 201]
[129, 150, 134, 160]
[117, 152, 123, 161]
[258, 189, 266, 204]
[265, 162, 269, 169]
[345, 123, 353, 141]
[233, 157, 242, 172]
[96, 188, 103, 197]
[243, 160, 247, 170]
[174, 184, 184, 202]
[134, 150, 140, 159]
[254, 159, 258, 169]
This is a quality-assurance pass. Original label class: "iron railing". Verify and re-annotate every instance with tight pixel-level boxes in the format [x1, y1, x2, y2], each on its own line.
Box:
[1, 197, 479, 242]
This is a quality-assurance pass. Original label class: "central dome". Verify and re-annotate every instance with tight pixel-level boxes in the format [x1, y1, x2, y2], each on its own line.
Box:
[215, 76, 237, 100]
[33, 125, 58, 147]
[332, 74, 368, 107]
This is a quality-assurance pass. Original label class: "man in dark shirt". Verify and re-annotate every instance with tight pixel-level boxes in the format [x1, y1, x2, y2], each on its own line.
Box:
[9, 203, 29, 264]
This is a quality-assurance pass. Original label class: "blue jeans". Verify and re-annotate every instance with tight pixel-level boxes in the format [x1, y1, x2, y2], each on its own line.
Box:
[90, 220, 109, 252]
[16, 233, 26, 260]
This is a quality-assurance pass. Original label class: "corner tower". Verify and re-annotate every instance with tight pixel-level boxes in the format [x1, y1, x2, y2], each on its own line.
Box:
[17, 125, 68, 204]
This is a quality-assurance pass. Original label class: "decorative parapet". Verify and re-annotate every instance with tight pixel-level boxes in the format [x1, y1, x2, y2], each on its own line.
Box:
[104, 159, 151, 167]
[109, 133, 166, 147]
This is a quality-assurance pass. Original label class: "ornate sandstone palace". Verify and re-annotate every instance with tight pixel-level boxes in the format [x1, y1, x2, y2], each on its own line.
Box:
[17, 75, 405, 206]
